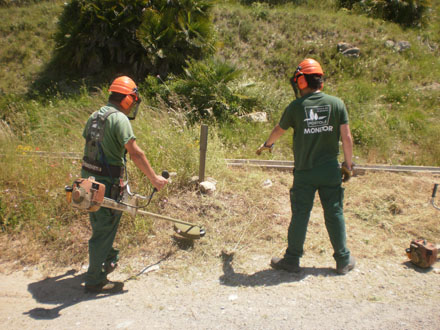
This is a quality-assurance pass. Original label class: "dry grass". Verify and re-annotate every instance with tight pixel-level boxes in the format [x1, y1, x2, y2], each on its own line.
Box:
[1, 162, 439, 278]
[119, 167, 440, 280]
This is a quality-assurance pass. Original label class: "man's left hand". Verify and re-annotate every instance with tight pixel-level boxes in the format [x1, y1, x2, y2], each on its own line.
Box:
[341, 162, 354, 182]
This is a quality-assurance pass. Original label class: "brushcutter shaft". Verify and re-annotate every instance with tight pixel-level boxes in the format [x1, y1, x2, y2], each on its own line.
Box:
[137, 209, 201, 228]
[101, 197, 203, 232]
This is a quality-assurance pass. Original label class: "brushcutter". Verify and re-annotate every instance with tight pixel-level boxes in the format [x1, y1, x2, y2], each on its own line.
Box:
[404, 183, 440, 268]
[64, 172, 205, 239]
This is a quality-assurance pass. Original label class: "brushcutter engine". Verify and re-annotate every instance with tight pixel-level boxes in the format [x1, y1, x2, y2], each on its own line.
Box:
[406, 239, 438, 268]
[65, 177, 106, 212]
[65, 176, 205, 239]
[403, 184, 440, 269]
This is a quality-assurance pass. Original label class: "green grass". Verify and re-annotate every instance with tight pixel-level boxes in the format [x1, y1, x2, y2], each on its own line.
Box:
[0, 1, 62, 94]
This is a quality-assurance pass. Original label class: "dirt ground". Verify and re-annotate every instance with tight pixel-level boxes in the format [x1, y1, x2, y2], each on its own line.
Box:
[0, 254, 439, 329]
[1, 170, 440, 329]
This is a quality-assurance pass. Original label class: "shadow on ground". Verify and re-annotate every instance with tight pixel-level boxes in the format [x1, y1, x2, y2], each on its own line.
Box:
[402, 260, 437, 273]
[219, 251, 337, 287]
[23, 251, 176, 320]
[23, 269, 126, 320]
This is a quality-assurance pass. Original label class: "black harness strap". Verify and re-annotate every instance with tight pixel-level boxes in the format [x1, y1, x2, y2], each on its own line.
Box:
[82, 109, 124, 178]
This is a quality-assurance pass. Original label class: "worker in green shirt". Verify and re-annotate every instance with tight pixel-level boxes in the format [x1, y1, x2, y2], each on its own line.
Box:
[81, 76, 168, 293]
[257, 58, 355, 275]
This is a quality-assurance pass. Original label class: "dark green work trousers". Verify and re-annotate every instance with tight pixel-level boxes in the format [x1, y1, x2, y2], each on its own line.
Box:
[284, 159, 351, 268]
[82, 171, 122, 286]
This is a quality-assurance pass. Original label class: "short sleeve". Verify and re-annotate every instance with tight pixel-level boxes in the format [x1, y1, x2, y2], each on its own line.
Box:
[339, 102, 349, 125]
[114, 113, 136, 146]
[279, 104, 295, 130]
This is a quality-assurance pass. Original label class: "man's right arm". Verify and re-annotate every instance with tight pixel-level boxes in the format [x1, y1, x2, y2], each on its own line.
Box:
[266, 124, 287, 146]
[125, 139, 168, 191]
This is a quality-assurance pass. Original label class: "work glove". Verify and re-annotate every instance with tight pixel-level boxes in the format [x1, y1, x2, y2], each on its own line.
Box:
[256, 142, 274, 155]
[341, 162, 355, 182]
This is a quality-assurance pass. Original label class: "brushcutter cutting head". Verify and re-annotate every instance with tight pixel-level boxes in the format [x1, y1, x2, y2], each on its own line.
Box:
[174, 223, 206, 240]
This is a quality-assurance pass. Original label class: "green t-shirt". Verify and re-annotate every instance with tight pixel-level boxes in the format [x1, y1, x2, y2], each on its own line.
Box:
[82, 104, 136, 167]
[279, 92, 348, 170]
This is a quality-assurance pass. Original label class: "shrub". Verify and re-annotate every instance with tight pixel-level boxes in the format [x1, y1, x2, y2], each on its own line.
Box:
[53, 0, 214, 79]
[338, 0, 432, 27]
[143, 58, 262, 124]
[136, 0, 214, 78]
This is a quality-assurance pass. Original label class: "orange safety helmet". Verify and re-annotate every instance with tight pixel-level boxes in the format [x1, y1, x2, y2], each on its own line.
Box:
[290, 58, 324, 91]
[109, 76, 141, 115]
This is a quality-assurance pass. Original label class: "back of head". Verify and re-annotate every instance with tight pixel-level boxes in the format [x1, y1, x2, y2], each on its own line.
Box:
[290, 58, 324, 96]
[304, 74, 323, 90]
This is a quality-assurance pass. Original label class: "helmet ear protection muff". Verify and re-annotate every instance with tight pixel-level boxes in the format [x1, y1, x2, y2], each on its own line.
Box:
[296, 73, 308, 90]
[290, 66, 306, 99]
[290, 66, 308, 90]
[123, 93, 141, 120]
[120, 94, 135, 111]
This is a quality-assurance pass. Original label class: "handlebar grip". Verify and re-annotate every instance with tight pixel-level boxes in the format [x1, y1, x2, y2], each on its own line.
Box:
[152, 170, 170, 193]
[432, 184, 438, 198]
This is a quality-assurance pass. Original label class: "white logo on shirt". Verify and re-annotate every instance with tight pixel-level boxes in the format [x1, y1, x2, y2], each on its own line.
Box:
[304, 105, 333, 134]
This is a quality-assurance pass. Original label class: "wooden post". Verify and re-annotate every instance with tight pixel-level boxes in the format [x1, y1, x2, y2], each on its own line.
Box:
[199, 124, 208, 182]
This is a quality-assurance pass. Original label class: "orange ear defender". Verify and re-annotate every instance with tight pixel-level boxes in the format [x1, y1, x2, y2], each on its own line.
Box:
[120, 94, 135, 111]
[293, 68, 308, 89]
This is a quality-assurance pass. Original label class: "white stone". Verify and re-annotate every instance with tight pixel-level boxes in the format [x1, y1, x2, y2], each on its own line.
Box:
[241, 112, 268, 122]
[200, 181, 216, 194]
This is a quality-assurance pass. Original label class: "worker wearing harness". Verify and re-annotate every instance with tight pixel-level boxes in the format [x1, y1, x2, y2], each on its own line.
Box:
[81, 76, 168, 293]
[257, 59, 355, 275]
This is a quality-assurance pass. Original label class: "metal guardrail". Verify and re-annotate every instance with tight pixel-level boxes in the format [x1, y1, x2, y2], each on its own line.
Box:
[0, 151, 82, 160]
[3, 152, 440, 174]
[225, 159, 440, 174]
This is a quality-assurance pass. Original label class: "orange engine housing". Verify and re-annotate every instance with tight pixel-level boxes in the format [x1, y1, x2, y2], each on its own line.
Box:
[69, 177, 105, 212]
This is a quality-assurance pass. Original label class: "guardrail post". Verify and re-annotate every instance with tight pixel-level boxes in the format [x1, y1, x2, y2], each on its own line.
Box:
[199, 124, 208, 182]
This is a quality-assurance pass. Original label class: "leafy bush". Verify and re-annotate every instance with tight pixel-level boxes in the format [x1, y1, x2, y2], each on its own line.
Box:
[136, 0, 214, 77]
[339, 0, 432, 27]
[142, 58, 262, 124]
[53, 0, 213, 79]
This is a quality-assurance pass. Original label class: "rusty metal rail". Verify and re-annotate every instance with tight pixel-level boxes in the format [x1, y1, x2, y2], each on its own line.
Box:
[226, 159, 440, 174]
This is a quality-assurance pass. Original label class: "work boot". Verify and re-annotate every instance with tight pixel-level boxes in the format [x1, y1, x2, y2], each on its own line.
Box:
[85, 279, 124, 294]
[336, 255, 356, 275]
[270, 257, 301, 273]
[104, 261, 118, 275]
